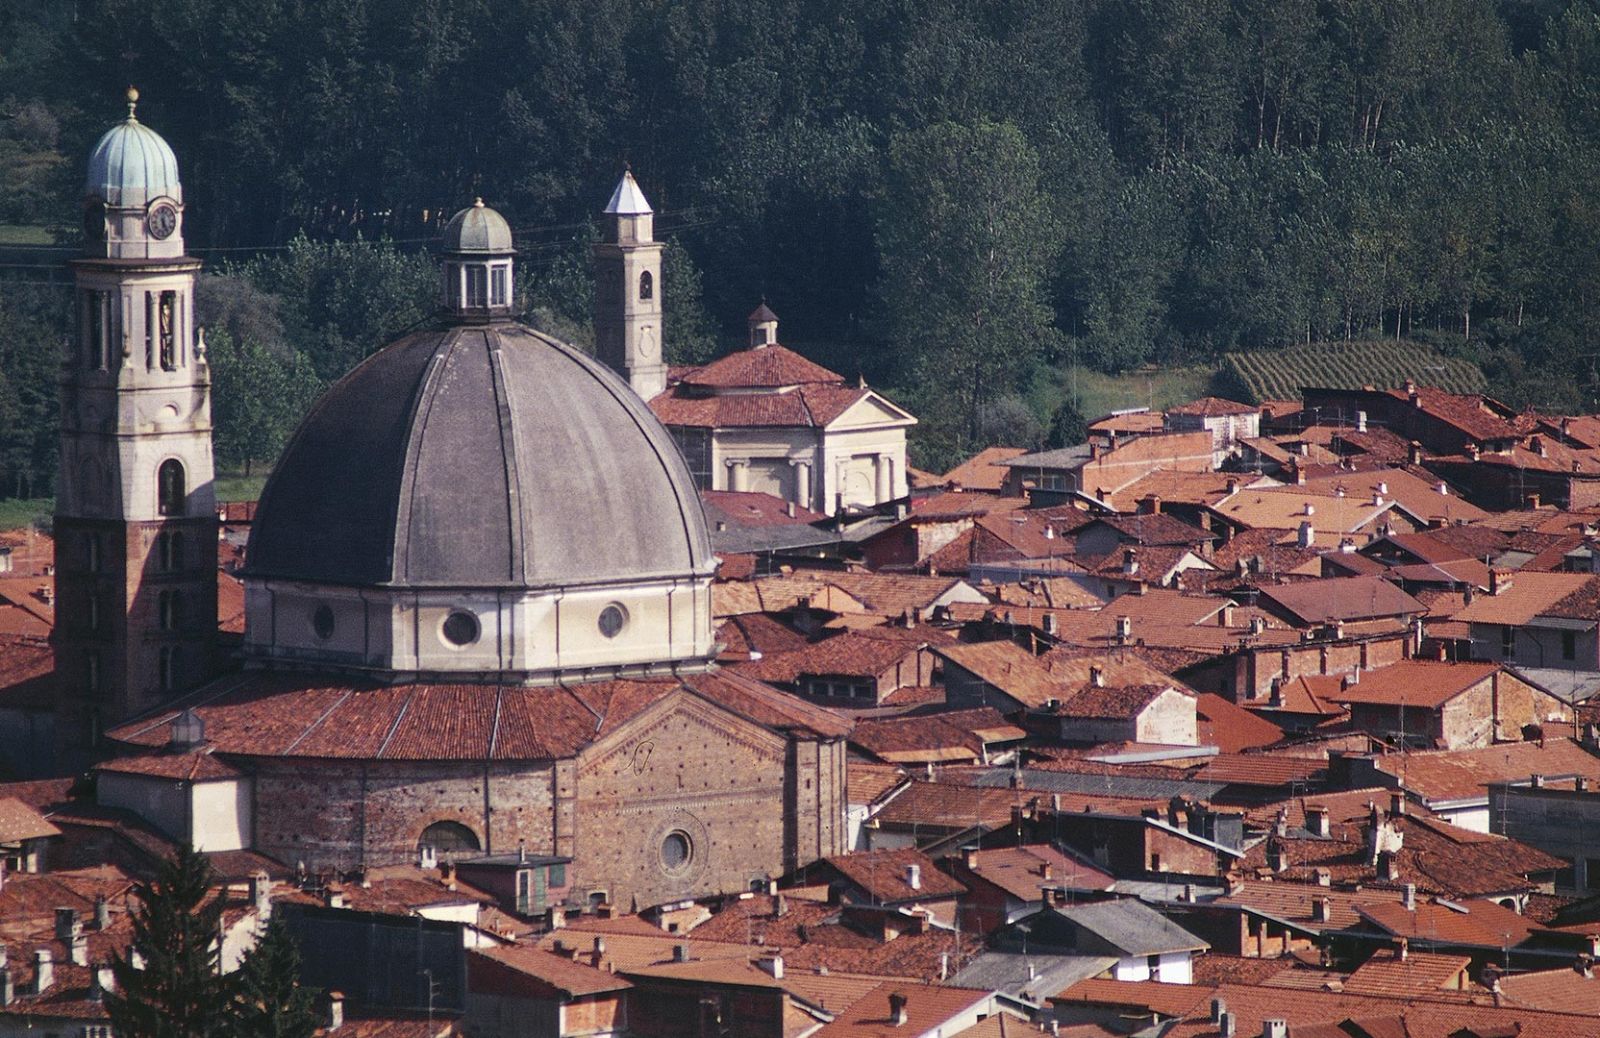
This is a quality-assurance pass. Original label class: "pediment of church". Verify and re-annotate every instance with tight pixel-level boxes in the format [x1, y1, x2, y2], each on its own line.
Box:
[577, 687, 787, 783]
[824, 391, 917, 431]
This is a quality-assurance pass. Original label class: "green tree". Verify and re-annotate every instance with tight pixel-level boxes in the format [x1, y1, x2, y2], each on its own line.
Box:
[230, 917, 320, 1038]
[105, 844, 232, 1038]
[877, 119, 1063, 450]
[206, 329, 323, 475]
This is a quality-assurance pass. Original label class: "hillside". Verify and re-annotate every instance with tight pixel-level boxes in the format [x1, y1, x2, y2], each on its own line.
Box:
[1220, 342, 1488, 404]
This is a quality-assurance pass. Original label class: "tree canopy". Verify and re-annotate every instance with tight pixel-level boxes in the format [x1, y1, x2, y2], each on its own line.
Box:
[3, 0, 1600, 479]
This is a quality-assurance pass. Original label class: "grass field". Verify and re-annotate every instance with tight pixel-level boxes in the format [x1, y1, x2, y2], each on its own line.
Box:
[1044, 363, 1220, 420]
[0, 472, 271, 532]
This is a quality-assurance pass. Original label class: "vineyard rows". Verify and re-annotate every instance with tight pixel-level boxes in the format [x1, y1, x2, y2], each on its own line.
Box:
[1221, 341, 1487, 404]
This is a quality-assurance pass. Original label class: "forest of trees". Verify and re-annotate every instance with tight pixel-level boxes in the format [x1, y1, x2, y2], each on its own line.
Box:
[3, 0, 1600, 484]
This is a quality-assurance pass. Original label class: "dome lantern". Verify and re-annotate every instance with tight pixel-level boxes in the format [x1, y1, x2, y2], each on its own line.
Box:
[439, 198, 515, 320]
[82, 86, 185, 261]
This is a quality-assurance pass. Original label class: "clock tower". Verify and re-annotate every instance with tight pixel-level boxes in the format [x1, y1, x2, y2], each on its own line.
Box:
[55, 89, 217, 757]
[593, 168, 666, 399]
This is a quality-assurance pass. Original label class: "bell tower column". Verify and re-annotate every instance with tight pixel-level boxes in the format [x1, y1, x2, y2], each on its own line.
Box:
[593, 168, 666, 400]
[54, 89, 218, 758]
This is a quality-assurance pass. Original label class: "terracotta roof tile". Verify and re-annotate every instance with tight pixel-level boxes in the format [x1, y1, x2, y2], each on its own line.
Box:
[1342, 950, 1470, 998]
[1452, 572, 1595, 626]
[96, 750, 244, 781]
[1322, 660, 1501, 709]
[1256, 576, 1427, 625]
[679, 345, 842, 389]
[941, 448, 1029, 492]
[0, 797, 59, 843]
[1166, 397, 1257, 417]
[814, 982, 992, 1038]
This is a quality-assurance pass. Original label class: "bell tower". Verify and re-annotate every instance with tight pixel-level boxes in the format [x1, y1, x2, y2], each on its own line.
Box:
[593, 168, 666, 399]
[54, 89, 217, 756]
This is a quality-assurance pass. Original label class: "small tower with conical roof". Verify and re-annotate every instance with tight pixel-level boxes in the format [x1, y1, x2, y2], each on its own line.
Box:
[593, 168, 665, 399]
[748, 302, 779, 348]
[56, 89, 217, 757]
[439, 198, 515, 321]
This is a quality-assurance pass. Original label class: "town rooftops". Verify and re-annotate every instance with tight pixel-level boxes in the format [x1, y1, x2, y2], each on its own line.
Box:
[1321, 660, 1501, 709]
[1165, 396, 1257, 418]
[677, 343, 843, 389]
[1256, 576, 1427, 626]
[1451, 571, 1595, 626]
[942, 447, 1030, 491]
[821, 847, 967, 903]
[1046, 898, 1210, 956]
[0, 797, 59, 843]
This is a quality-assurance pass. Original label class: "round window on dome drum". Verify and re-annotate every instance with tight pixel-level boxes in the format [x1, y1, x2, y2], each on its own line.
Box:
[661, 831, 692, 872]
[598, 603, 628, 639]
[442, 610, 480, 647]
[312, 604, 335, 640]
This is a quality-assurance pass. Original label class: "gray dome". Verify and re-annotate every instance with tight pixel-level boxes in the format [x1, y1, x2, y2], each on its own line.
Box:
[245, 323, 714, 589]
[85, 93, 181, 207]
[440, 199, 513, 254]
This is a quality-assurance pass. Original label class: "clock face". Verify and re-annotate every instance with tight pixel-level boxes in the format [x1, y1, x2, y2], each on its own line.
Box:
[146, 201, 178, 240]
[82, 201, 105, 241]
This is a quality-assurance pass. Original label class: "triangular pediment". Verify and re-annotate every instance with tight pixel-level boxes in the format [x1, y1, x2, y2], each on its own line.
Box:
[824, 391, 918, 430]
[577, 686, 786, 777]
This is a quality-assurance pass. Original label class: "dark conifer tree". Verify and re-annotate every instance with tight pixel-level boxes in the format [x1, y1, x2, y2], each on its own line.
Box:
[104, 844, 232, 1038]
[230, 917, 320, 1038]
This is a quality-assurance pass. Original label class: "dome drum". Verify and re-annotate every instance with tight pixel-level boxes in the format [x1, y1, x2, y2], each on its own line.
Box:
[242, 574, 714, 684]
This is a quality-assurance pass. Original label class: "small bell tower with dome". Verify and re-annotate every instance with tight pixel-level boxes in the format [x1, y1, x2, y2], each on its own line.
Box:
[439, 198, 516, 320]
[54, 88, 218, 756]
[593, 168, 666, 399]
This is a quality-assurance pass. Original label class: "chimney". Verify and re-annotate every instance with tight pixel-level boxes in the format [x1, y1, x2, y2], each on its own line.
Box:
[939, 952, 950, 981]
[1220, 1011, 1236, 1038]
[442, 861, 457, 891]
[1263, 1019, 1288, 1038]
[1266, 841, 1288, 874]
[673, 943, 690, 963]
[0, 967, 10, 1007]
[1531, 773, 1545, 788]
[888, 992, 909, 1026]
[547, 904, 566, 930]
[1313, 897, 1332, 924]
[1226, 478, 1240, 495]
[1467, 443, 1481, 461]
[327, 991, 344, 1032]
[774, 893, 788, 918]
[1212, 998, 1228, 1024]
[1303, 502, 1315, 516]
[1403, 883, 1416, 910]
[1115, 616, 1132, 644]
[1122, 548, 1139, 575]
[592, 936, 606, 957]
[94, 894, 110, 931]
[249, 871, 272, 920]
[1142, 495, 1163, 515]
[90, 963, 113, 1001]
[70, 933, 88, 968]
[1306, 805, 1330, 838]
[1250, 616, 1267, 636]
[31, 950, 51, 995]
[1314, 867, 1332, 887]
[1297, 521, 1314, 549]
[1378, 852, 1399, 882]
[757, 954, 784, 979]
[325, 890, 345, 910]
[1089, 665, 1105, 688]
[1043, 612, 1059, 636]
[1357, 411, 1368, 432]
[1390, 791, 1406, 817]
[906, 864, 921, 891]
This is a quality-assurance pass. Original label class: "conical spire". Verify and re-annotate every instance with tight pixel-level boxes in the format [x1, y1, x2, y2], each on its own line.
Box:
[604, 167, 653, 216]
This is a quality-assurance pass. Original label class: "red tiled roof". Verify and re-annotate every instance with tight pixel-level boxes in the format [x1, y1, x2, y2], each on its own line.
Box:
[679, 344, 842, 389]
[468, 944, 631, 999]
[1196, 694, 1284, 752]
[941, 447, 1029, 492]
[734, 626, 940, 684]
[1166, 396, 1257, 417]
[851, 708, 1022, 764]
[960, 845, 1114, 899]
[1256, 576, 1427, 625]
[1373, 737, 1600, 802]
[96, 750, 244, 781]
[0, 797, 59, 843]
[814, 982, 991, 1038]
[1321, 660, 1500, 709]
[1342, 950, 1469, 998]
[702, 490, 827, 526]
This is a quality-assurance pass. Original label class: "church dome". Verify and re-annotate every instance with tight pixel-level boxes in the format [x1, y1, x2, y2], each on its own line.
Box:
[246, 323, 712, 590]
[440, 198, 513, 254]
[85, 89, 181, 207]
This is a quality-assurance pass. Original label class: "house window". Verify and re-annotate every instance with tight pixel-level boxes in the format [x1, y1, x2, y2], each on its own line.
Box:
[158, 531, 184, 572]
[417, 821, 480, 859]
[490, 265, 508, 306]
[639, 270, 653, 300]
[158, 291, 178, 370]
[1564, 630, 1577, 661]
[1501, 626, 1515, 658]
[466, 265, 488, 307]
[549, 862, 566, 887]
[158, 646, 177, 691]
[159, 590, 182, 632]
[157, 460, 185, 516]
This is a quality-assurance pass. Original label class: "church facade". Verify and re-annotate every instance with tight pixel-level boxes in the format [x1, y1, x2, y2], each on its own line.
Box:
[53, 96, 850, 911]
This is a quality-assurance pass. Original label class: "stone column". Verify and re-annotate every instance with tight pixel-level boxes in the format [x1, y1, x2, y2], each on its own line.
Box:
[791, 460, 812, 510]
[726, 460, 748, 493]
[875, 455, 893, 503]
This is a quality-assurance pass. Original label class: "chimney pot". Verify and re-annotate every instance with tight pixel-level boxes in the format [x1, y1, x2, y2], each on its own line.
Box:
[31, 950, 51, 995]
[1263, 1018, 1288, 1038]
[888, 992, 909, 1026]
[906, 864, 921, 890]
[327, 991, 344, 1032]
